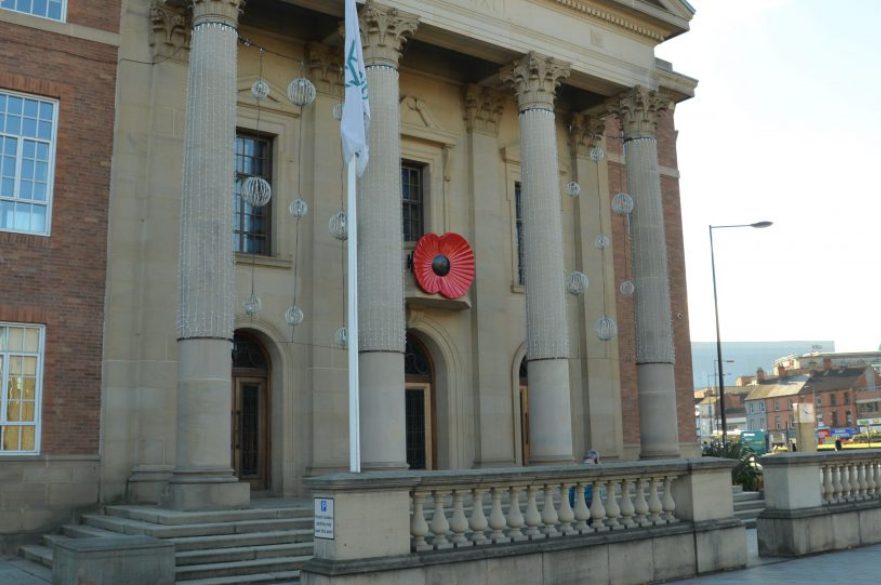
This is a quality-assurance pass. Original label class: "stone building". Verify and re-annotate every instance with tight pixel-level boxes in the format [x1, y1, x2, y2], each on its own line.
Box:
[1, 0, 698, 547]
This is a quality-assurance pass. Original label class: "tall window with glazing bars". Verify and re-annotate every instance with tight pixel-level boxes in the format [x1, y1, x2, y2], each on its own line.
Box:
[401, 161, 424, 243]
[234, 132, 272, 255]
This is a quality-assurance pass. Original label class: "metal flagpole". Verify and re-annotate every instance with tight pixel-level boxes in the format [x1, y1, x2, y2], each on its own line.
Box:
[347, 159, 360, 473]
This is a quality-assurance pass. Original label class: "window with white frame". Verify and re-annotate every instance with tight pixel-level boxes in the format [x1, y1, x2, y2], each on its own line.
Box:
[0, 0, 65, 21]
[0, 323, 44, 454]
[0, 91, 57, 235]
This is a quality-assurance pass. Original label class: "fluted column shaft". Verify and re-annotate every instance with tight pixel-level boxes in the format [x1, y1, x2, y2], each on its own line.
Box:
[167, 0, 249, 509]
[612, 86, 679, 459]
[356, 4, 417, 469]
[501, 53, 574, 464]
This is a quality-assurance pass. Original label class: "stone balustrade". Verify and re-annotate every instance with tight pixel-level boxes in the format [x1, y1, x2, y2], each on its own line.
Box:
[408, 462, 682, 551]
[301, 458, 746, 585]
[758, 450, 881, 557]
[819, 452, 881, 504]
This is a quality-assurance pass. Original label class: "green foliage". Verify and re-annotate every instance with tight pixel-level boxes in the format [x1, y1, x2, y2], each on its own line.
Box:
[852, 431, 881, 444]
[702, 440, 762, 491]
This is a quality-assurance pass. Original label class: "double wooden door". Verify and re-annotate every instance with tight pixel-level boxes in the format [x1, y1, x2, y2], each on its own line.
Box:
[232, 376, 269, 490]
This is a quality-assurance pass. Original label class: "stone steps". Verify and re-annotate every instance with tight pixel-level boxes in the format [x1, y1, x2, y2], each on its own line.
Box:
[19, 501, 314, 584]
[732, 490, 765, 528]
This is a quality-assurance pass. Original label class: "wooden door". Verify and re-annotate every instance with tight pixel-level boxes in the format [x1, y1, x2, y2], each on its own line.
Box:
[520, 384, 530, 465]
[232, 376, 269, 490]
[405, 382, 433, 470]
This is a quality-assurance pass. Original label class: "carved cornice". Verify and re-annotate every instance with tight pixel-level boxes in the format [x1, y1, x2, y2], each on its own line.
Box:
[499, 52, 570, 112]
[192, 0, 244, 27]
[607, 85, 669, 140]
[548, 0, 667, 42]
[307, 42, 343, 95]
[359, 3, 419, 68]
[569, 111, 607, 157]
[463, 84, 505, 136]
[150, 1, 190, 62]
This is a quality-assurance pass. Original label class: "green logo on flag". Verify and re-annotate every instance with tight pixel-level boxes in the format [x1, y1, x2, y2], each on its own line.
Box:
[345, 41, 368, 101]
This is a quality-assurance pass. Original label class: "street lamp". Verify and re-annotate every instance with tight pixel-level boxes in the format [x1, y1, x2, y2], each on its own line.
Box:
[710, 221, 773, 445]
[713, 360, 734, 439]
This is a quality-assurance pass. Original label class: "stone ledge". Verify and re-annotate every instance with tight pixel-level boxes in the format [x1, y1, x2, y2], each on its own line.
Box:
[302, 521, 709, 577]
[759, 450, 881, 467]
[760, 498, 881, 520]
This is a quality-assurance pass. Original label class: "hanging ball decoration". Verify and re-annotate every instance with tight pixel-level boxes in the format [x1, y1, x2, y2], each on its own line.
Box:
[566, 271, 589, 296]
[243, 293, 262, 317]
[619, 280, 636, 297]
[566, 181, 582, 198]
[241, 176, 272, 207]
[250, 78, 270, 100]
[333, 102, 344, 121]
[335, 326, 348, 349]
[284, 305, 305, 326]
[612, 192, 635, 215]
[289, 198, 309, 218]
[287, 77, 316, 107]
[590, 146, 605, 162]
[328, 211, 348, 241]
[595, 234, 611, 250]
[594, 315, 618, 341]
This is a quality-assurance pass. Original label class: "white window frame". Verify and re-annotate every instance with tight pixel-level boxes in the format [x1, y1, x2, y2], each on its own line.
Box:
[0, 89, 59, 236]
[0, 322, 45, 455]
[0, 0, 67, 22]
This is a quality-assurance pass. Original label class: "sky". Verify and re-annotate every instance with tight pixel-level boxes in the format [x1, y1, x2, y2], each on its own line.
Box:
[654, 0, 881, 352]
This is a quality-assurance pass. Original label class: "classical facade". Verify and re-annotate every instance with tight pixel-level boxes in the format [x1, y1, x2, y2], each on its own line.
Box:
[1, 0, 699, 546]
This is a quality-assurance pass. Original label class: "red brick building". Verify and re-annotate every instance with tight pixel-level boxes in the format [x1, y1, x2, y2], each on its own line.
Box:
[0, 1, 119, 551]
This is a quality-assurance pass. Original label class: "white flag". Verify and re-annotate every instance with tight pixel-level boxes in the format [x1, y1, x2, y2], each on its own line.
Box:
[341, 0, 370, 176]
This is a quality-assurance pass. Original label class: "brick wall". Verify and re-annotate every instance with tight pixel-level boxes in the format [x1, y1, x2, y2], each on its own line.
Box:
[0, 16, 118, 456]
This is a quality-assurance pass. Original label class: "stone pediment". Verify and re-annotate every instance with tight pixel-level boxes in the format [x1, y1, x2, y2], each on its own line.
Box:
[400, 95, 457, 146]
[541, 0, 692, 41]
[236, 76, 302, 116]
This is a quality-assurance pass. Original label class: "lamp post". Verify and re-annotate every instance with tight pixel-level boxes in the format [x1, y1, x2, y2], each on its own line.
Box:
[713, 360, 734, 440]
[710, 221, 773, 445]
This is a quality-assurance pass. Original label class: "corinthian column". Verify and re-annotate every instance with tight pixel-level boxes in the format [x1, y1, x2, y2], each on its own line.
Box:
[500, 53, 574, 464]
[165, 0, 249, 509]
[609, 86, 679, 459]
[357, 4, 418, 469]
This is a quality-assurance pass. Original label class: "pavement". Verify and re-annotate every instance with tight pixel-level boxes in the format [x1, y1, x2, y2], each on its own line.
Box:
[1, 529, 880, 584]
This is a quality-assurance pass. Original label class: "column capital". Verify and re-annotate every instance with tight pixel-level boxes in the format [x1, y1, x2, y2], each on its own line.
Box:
[569, 111, 607, 158]
[191, 0, 243, 27]
[499, 52, 570, 112]
[463, 84, 506, 136]
[307, 42, 343, 95]
[359, 3, 419, 68]
[608, 86, 669, 140]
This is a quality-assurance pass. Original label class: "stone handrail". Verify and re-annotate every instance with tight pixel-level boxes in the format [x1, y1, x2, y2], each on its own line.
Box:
[305, 458, 736, 559]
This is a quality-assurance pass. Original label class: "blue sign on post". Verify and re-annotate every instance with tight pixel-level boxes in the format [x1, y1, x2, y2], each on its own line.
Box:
[740, 430, 767, 455]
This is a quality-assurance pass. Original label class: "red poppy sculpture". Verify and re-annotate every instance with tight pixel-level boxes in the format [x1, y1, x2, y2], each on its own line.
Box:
[412, 232, 475, 299]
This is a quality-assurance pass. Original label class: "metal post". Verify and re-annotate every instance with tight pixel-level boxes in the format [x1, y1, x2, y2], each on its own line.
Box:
[347, 159, 361, 473]
[709, 225, 728, 445]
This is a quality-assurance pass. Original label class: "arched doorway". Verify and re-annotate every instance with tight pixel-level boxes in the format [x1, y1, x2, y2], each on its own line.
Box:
[405, 333, 435, 470]
[519, 358, 530, 465]
[231, 331, 271, 491]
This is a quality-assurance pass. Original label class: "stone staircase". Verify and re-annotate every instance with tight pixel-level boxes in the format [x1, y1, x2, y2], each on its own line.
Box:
[20, 500, 314, 584]
[732, 485, 765, 528]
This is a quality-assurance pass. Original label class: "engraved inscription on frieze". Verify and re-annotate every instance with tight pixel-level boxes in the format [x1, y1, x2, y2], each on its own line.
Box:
[444, 0, 505, 17]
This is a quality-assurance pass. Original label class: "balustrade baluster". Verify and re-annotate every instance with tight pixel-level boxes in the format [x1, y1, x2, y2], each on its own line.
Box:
[648, 477, 664, 525]
[489, 487, 510, 543]
[468, 488, 489, 545]
[619, 479, 636, 528]
[634, 477, 650, 527]
[541, 484, 561, 537]
[507, 485, 527, 541]
[822, 465, 834, 504]
[430, 490, 452, 549]
[411, 491, 431, 551]
[573, 482, 592, 533]
[558, 482, 576, 535]
[871, 460, 880, 499]
[841, 464, 853, 502]
[589, 480, 608, 531]
[833, 464, 843, 503]
[449, 489, 471, 547]
[525, 485, 544, 539]
[605, 479, 622, 530]
[662, 476, 678, 523]
[859, 462, 868, 500]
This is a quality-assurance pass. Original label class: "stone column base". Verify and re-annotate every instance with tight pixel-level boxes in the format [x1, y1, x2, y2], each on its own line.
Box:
[128, 465, 175, 505]
[161, 472, 250, 510]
